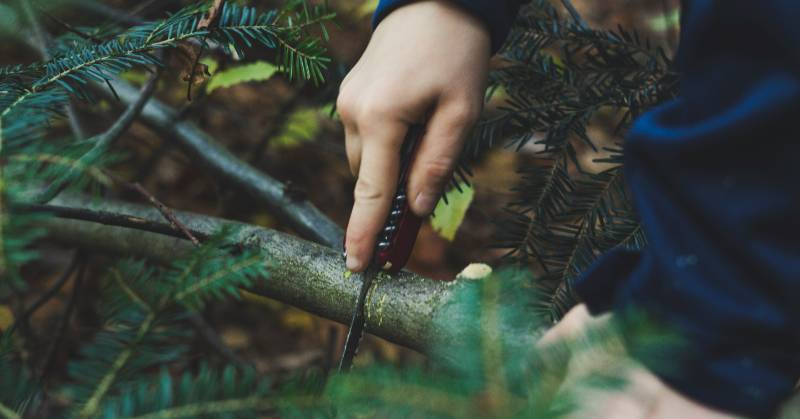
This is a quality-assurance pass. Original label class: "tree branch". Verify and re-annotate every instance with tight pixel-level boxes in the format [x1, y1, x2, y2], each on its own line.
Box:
[31, 194, 466, 354]
[98, 79, 344, 249]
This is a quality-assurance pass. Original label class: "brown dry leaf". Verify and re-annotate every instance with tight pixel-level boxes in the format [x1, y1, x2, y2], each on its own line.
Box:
[198, 0, 224, 29]
[172, 42, 211, 86]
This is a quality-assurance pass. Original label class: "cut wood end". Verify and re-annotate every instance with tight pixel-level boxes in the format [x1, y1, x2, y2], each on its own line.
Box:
[456, 263, 493, 281]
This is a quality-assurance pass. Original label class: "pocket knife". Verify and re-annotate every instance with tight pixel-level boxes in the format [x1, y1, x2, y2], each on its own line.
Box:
[338, 125, 425, 371]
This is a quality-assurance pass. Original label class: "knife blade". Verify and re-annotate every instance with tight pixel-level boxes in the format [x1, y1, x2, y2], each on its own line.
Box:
[338, 125, 425, 372]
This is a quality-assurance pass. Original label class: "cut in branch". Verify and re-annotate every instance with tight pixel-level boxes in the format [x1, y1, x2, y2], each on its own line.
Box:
[32, 194, 467, 354]
[99, 78, 344, 248]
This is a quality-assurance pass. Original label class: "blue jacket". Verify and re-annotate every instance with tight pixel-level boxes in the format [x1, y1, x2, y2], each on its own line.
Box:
[376, 1, 800, 417]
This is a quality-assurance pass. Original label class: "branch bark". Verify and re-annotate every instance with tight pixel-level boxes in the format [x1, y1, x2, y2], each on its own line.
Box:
[34, 195, 465, 354]
[99, 79, 344, 249]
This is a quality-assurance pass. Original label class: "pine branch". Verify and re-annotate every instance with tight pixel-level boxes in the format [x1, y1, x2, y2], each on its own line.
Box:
[98, 78, 344, 248]
[98, 366, 305, 418]
[77, 310, 156, 418]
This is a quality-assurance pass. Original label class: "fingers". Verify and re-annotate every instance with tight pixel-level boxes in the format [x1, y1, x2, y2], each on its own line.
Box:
[406, 98, 481, 217]
[344, 120, 408, 272]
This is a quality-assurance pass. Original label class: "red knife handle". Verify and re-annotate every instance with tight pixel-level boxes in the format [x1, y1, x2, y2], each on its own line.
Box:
[344, 126, 425, 274]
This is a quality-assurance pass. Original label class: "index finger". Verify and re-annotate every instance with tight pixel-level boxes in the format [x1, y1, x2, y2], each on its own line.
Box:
[345, 121, 408, 272]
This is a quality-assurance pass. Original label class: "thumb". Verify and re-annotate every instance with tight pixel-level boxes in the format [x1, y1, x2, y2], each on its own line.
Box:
[406, 100, 480, 217]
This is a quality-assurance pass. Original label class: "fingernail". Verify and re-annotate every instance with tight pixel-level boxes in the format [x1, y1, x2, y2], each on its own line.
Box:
[346, 254, 362, 271]
[414, 192, 438, 215]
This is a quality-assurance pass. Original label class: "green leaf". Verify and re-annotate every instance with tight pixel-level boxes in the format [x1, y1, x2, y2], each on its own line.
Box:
[206, 60, 277, 93]
[200, 56, 219, 75]
[271, 107, 321, 149]
[430, 183, 475, 242]
[648, 8, 681, 32]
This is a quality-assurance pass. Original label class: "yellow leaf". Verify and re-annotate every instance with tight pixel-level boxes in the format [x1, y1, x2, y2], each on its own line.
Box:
[281, 308, 315, 331]
[0, 305, 14, 330]
[356, 0, 379, 17]
[240, 290, 283, 311]
[430, 183, 475, 241]
[271, 108, 321, 149]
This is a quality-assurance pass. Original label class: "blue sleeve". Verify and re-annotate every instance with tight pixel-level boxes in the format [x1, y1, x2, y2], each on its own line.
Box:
[373, 0, 523, 53]
[575, 0, 800, 417]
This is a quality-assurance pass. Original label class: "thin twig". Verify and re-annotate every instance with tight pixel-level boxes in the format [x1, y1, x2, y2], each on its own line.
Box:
[98, 79, 344, 248]
[66, 0, 145, 25]
[14, 203, 209, 242]
[560, 0, 589, 29]
[36, 5, 104, 43]
[6, 251, 81, 337]
[112, 175, 201, 246]
[187, 313, 250, 368]
[127, 0, 164, 18]
[186, 0, 223, 101]
[33, 71, 161, 204]
[22, 0, 87, 140]
[39, 253, 87, 379]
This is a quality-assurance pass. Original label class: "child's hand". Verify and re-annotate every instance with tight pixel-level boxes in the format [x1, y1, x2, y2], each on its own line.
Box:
[338, 0, 491, 272]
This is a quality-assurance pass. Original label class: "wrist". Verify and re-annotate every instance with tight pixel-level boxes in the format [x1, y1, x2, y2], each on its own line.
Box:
[373, 0, 492, 53]
[373, 0, 522, 53]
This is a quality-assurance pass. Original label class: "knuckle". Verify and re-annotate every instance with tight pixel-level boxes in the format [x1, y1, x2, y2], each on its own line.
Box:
[357, 99, 393, 124]
[447, 101, 482, 126]
[336, 92, 356, 121]
[353, 176, 387, 203]
[422, 156, 456, 182]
